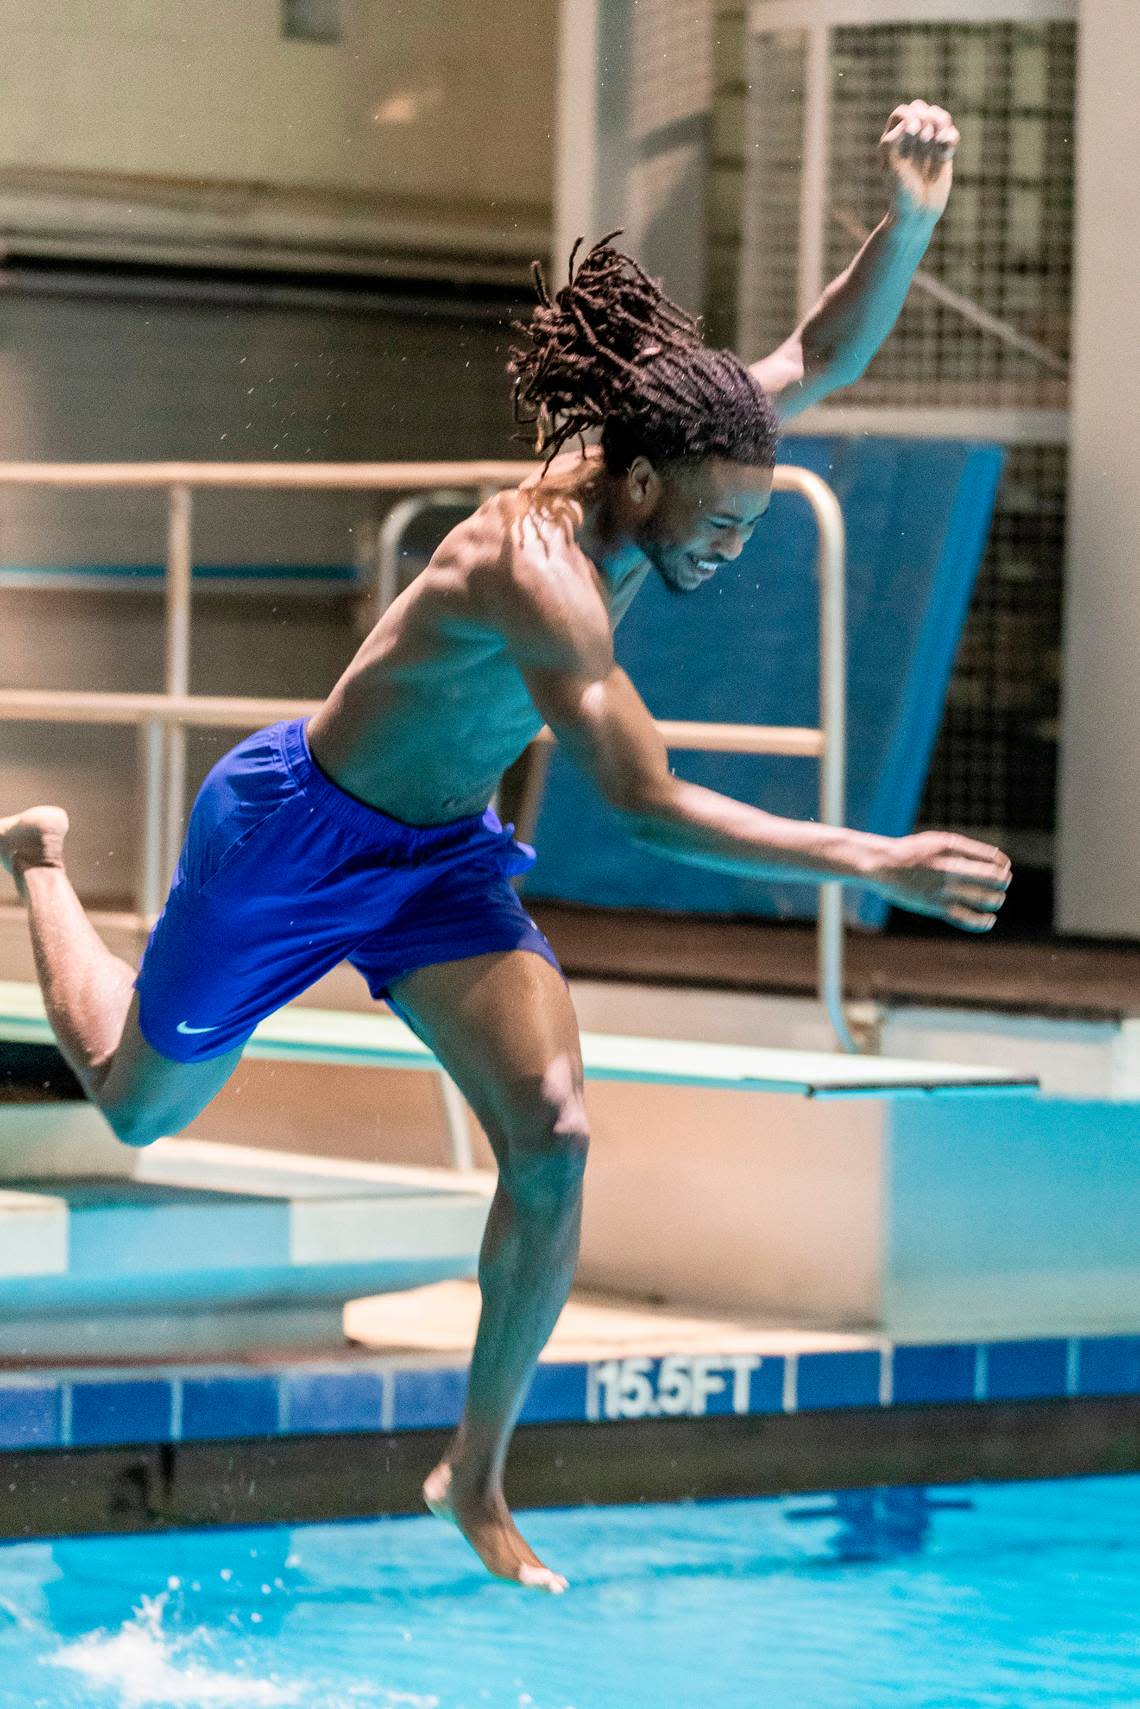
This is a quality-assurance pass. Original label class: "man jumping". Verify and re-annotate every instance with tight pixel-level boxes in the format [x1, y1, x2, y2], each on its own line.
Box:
[1, 104, 1006, 1591]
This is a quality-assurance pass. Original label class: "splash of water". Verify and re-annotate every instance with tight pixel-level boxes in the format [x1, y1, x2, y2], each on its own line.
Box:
[46, 1592, 300, 1708]
[0, 1591, 40, 1633]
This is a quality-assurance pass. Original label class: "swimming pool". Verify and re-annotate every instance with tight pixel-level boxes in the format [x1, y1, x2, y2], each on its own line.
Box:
[1, 1472, 1137, 1708]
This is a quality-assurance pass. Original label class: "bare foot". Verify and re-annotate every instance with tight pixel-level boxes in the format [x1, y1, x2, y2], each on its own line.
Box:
[423, 1460, 568, 1593]
[0, 807, 69, 896]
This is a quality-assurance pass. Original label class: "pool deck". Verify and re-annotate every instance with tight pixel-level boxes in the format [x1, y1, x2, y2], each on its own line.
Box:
[344, 1280, 880, 1361]
[2, 1281, 1139, 1540]
[1, 1280, 1138, 1456]
[1, 913, 1138, 1534]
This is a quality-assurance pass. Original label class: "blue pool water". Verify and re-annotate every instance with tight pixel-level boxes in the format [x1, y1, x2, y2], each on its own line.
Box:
[1, 1475, 1139, 1708]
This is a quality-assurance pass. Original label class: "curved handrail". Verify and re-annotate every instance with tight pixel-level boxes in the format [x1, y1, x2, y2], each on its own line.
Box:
[0, 458, 853, 1049]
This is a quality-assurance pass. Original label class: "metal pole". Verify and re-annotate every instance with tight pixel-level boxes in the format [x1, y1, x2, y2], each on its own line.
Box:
[139, 721, 165, 919]
[163, 484, 193, 891]
[797, 24, 832, 323]
[782, 467, 858, 1054]
[0, 459, 854, 1049]
[514, 741, 555, 849]
[0, 459, 539, 490]
[375, 491, 473, 614]
[0, 690, 824, 753]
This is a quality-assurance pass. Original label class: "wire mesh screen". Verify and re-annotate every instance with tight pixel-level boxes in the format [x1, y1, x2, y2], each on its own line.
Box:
[705, 7, 749, 347]
[827, 21, 1075, 409]
[918, 442, 1066, 853]
[722, 9, 1075, 873]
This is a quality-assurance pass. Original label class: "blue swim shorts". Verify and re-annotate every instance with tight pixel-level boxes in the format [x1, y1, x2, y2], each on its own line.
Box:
[135, 718, 560, 1063]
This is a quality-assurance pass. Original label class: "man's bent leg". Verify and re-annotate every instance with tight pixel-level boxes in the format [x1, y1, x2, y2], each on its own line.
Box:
[391, 949, 588, 1592]
[1, 807, 243, 1145]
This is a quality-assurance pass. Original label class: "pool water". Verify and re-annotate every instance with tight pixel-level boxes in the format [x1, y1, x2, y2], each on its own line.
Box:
[1, 1474, 1139, 1709]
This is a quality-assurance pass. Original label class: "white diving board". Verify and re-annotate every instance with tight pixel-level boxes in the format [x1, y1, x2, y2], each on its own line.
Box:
[0, 979, 1038, 1099]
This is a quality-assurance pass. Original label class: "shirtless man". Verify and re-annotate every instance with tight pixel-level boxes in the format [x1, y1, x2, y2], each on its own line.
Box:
[1, 104, 1007, 1591]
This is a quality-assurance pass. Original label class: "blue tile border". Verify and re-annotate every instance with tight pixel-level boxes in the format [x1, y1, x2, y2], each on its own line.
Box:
[2, 1334, 1139, 1451]
[70, 1379, 174, 1447]
[893, 1343, 977, 1406]
[1076, 1335, 1140, 1398]
[181, 1376, 279, 1442]
[795, 1351, 882, 1412]
[983, 1338, 1069, 1403]
[584, 1354, 784, 1423]
[392, 1367, 466, 1431]
[519, 1359, 590, 1424]
[0, 1384, 62, 1450]
[284, 1372, 385, 1435]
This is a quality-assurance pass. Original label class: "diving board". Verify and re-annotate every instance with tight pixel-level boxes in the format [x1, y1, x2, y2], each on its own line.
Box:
[0, 976, 1050, 1353]
[0, 981, 1038, 1099]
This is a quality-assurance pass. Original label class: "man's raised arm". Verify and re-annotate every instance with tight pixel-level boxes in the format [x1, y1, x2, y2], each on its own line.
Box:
[751, 99, 960, 421]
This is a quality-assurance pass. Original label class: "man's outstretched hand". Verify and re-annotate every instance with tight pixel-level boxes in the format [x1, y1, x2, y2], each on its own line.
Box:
[870, 830, 1011, 932]
[880, 99, 960, 222]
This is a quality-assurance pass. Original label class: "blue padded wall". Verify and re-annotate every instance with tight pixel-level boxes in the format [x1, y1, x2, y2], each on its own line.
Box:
[523, 436, 1003, 928]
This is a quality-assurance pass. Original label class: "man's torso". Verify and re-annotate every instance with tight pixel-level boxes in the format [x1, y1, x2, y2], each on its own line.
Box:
[308, 455, 646, 824]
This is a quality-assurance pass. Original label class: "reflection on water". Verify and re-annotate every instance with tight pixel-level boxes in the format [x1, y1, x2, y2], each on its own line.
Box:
[785, 1486, 974, 1561]
[46, 1530, 306, 1642]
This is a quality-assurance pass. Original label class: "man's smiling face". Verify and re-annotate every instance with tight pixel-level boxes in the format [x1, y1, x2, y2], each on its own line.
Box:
[636, 457, 774, 595]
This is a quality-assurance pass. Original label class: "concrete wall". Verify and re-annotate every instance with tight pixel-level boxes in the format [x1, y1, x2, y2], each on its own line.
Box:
[0, 0, 553, 208]
[1056, 0, 1140, 935]
[577, 1080, 883, 1323]
[0, 287, 517, 557]
[885, 1092, 1140, 1339]
[556, 0, 713, 313]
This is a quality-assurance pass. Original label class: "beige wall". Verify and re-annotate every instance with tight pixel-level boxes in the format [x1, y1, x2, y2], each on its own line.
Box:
[1057, 0, 1140, 935]
[0, 0, 554, 207]
[0, 283, 524, 902]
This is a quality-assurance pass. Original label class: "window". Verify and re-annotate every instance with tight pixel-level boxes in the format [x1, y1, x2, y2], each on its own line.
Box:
[281, 0, 342, 45]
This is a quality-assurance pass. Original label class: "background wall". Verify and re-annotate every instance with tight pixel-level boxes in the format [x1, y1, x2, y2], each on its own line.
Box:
[556, 0, 714, 315]
[0, 0, 555, 266]
[0, 286, 521, 564]
[0, 3, 559, 903]
[0, 282, 530, 902]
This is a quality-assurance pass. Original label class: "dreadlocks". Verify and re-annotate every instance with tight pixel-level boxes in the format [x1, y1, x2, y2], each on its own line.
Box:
[510, 233, 778, 474]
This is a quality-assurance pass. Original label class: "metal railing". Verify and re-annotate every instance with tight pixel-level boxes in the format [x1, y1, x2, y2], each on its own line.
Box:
[0, 459, 856, 1077]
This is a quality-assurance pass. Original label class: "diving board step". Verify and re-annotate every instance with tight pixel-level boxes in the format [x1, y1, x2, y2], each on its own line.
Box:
[0, 1107, 493, 1354]
[0, 1188, 68, 1276]
[0, 980, 1037, 1099]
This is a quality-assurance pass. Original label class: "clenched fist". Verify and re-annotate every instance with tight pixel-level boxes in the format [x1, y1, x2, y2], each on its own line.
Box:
[880, 99, 960, 221]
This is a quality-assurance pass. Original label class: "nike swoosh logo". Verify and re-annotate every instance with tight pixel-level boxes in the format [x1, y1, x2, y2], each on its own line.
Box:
[176, 1021, 220, 1035]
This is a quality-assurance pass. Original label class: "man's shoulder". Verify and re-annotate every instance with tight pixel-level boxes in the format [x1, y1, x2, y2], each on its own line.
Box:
[467, 490, 611, 672]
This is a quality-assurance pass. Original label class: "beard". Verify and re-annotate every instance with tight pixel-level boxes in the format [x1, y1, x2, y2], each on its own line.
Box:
[641, 538, 700, 598]
[657, 566, 692, 597]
